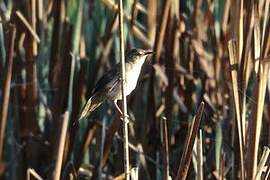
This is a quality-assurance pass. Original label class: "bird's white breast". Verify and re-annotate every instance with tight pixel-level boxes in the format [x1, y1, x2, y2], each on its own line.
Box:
[125, 56, 146, 95]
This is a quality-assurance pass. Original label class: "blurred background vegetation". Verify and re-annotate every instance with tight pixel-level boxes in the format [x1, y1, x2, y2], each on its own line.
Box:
[0, 0, 269, 179]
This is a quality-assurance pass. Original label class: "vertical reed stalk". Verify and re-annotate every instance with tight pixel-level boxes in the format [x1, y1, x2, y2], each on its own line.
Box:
[176, 102, 205, 179]
[153, 0, 171, 63]
[228, 40, 245, 180]
[197, 130, 203, 180]
[162, 117, 169, 180]
[118, 0, 130, 179]
[53, 111, 69, 180]
[0, 25, 16, 160]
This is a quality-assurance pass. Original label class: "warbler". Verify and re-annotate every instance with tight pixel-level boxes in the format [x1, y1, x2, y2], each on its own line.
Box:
[79, 48, 153, 119]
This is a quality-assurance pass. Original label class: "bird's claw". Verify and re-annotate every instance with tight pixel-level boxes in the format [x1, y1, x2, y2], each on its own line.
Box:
[120, 114, 130, 123]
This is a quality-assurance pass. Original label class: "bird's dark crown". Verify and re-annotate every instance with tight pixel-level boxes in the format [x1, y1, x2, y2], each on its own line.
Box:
[126, 48, 153, 62]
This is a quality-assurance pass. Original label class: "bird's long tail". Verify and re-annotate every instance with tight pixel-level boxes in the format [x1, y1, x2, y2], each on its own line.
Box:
[79, 93, 104, 120]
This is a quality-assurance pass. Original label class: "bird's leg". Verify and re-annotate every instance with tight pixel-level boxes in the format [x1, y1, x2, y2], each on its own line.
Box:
[113, 100, 129, 122]
[113, 100, 122, 114]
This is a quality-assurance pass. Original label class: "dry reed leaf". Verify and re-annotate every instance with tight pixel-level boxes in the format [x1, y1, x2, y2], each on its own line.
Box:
[196, 130, 203, 180]
[102, 0, 118, 11]
[235, 6, 255, 157]
[0, 26, 16, 159]
[254, 11, 261, 74]
[229, 0, 243, 61]
[261, 0, 270, 49]
[27, 168, 43, 180]
[101, 116, 121, 168]
[162, 117, 169, 179]
[74, 121, 101, 168]
[37, 0, 43, 20]
[228, 39, 245, 179]
[176, 102, 205, 179]
[131, 0, 139, 26]
[191, 40, 213, 61]
[238, 0, 244, 61]
[153, 64, 168, 86]
[136, 2, 147, 14]
[136, 144, 151, 179]
[203, 94, 217, 112]
[173, 89, 188, 113]
[264, 165, 270, 179]
[254, 146, 270, 180]
[113, 173, 125, 180]
[53, 111, 69, 180]
[221, 0, 231, 34]
[246, 6, 269, 178]
[103, 0, 145, 22]
[147, 0, 157, 43]
[155, 103, 165, 117]
[45, 0, 53, 15]
[153, 0, 172, 62]
[131, 25, 152, 48]
[174, 63, 188, 74]
[241, 2, 254, 82]
[78, 164, 94, 179]
[31, 0, 37, 55]
[15, 11, 40, 43]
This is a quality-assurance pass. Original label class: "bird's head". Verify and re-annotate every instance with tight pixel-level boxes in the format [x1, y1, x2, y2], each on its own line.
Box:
[126, 48, 153, 63]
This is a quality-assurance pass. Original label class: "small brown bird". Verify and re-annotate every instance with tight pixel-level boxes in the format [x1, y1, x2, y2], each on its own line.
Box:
[79, 48, 153, 120]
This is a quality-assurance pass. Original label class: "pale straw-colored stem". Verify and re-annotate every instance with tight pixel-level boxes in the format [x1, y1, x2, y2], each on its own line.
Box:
[118, 0, 130, 179]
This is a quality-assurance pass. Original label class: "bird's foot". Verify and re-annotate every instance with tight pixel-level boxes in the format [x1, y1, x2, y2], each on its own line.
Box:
[113, 100, 130, 123]
[120, 114, 130, 123]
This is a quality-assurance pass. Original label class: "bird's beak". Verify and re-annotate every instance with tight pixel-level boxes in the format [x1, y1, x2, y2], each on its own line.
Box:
[144, 50, 154, 55]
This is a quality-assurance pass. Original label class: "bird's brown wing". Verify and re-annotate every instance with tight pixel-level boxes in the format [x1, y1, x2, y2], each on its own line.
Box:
[92, 65, 120, 94]
[79, 65, 120, 120]
[78, 92, 105, 119]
